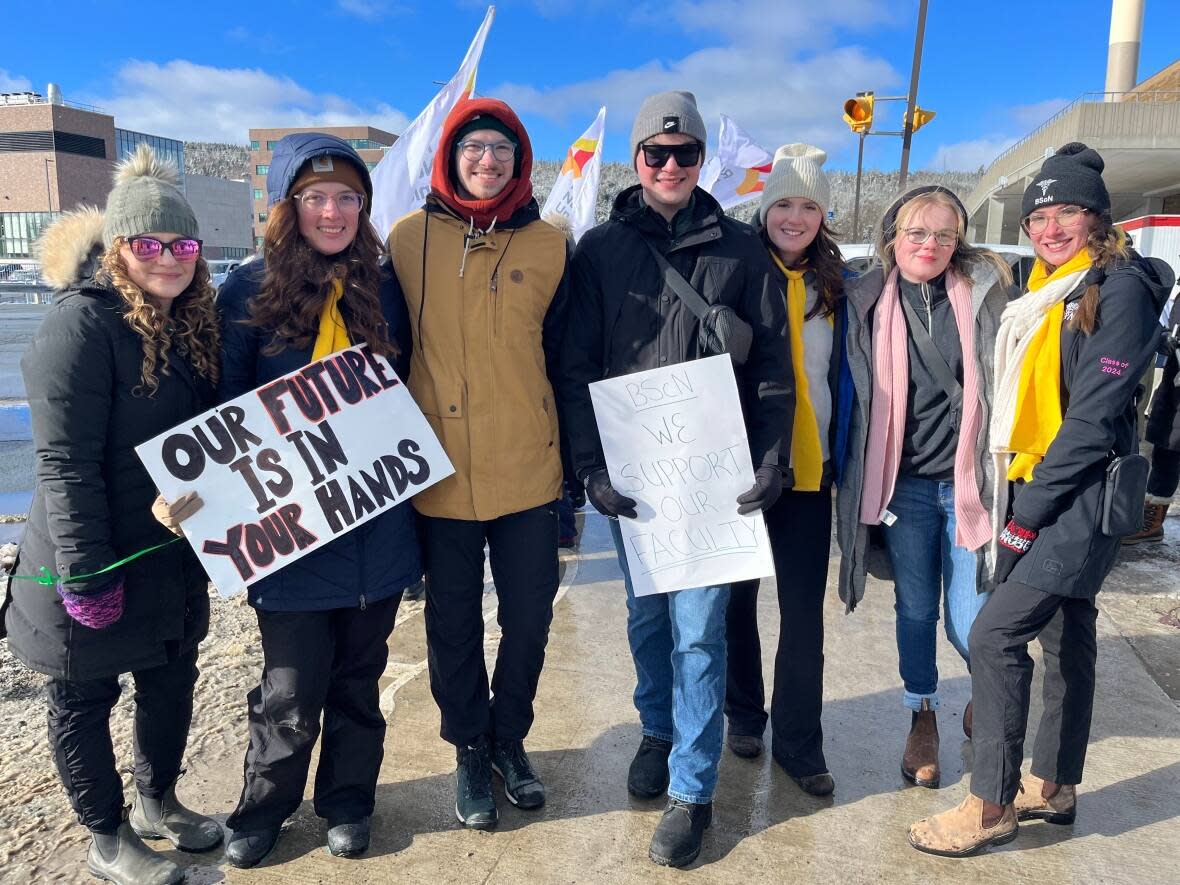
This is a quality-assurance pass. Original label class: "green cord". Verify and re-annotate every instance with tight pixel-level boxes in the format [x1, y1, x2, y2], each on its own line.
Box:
[8, 537, 184, 586]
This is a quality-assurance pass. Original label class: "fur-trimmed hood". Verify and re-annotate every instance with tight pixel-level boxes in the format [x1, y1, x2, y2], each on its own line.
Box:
[35, 207, 105, 291]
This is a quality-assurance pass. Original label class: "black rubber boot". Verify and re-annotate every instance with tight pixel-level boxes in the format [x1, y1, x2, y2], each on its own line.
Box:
[648, 799, 712, 867]
[627, 735, 672, 798]
[224, 826, 281, 869]
[130, 783, 223, 852]
[327, 817, 371, 858]
[87, 820, 183, 885]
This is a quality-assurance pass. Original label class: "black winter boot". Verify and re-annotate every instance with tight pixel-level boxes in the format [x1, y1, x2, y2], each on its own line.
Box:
[627, 735, 672, 798]
[327, 817, 371, 857]
[87, 820, 183, 885]
[491, 739, 545, 809]
[648, 798, 712, 867]
[455, 736, 498, 829]
[130, 782, 222, 852]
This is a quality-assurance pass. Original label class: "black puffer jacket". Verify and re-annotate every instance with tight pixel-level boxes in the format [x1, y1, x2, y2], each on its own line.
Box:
[2, 210, 214, 680]
[1008, 253, 1170, 597]
[560, 186, 792, 479]
[1146, 293, 1180, 452]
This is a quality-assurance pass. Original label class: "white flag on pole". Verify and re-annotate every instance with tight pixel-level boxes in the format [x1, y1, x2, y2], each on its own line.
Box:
[369, 6, 495, 238]
[540, 106, 606, 242]
[700, 114, 774, 211]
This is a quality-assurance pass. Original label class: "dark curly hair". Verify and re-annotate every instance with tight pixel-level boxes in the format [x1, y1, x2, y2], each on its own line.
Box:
[246, 198, 396, 358]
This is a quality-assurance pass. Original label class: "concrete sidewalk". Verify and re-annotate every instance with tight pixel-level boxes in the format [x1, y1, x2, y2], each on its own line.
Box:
[147, 511, 1180, 885]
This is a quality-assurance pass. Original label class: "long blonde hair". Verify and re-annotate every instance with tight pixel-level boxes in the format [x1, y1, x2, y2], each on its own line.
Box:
[100, 240, 220, 395]
[876, 189, 1013, 289]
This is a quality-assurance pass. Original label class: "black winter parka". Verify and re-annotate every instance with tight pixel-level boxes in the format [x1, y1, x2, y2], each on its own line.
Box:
[1146, 293, 1180, 453]
[3, 222, 215, 680]
[559, 186, 792, 480]
[1008, 253, 1170, 597]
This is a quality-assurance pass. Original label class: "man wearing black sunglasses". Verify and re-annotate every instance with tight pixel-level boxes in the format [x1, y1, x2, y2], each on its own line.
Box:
[558, 90, 791, 868]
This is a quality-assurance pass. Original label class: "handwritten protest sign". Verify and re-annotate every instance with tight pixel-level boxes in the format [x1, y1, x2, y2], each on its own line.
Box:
[136, 344, 453, 596]
[589, 355, 775, 596]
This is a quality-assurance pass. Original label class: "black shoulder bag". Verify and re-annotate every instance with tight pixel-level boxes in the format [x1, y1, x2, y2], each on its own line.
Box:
[641, 239, 753, 366]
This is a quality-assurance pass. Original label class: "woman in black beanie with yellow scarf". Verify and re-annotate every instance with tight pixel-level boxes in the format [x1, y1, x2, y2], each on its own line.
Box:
[909, 143, 1173, 857]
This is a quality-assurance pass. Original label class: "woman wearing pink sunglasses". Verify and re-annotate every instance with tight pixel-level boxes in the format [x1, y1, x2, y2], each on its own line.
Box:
[3, 145, 221, 885]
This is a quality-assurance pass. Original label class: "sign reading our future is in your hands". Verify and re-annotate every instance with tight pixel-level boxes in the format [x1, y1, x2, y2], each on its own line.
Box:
[589, 354, 775, 596]
[136, 344, 453, 596]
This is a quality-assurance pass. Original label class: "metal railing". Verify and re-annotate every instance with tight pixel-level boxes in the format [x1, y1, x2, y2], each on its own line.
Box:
[0, 92, 105, 114]
[988, 90, 1180, 169]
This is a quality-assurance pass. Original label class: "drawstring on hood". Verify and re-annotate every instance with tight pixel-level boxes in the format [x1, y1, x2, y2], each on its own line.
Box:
[458, 215, 497, 278]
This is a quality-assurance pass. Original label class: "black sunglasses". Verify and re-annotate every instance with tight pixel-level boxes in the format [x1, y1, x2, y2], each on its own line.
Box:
[641, 143, 703, 169]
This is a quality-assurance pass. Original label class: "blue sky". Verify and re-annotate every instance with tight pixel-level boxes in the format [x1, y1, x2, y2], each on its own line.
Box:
[2, 0, 1173, 171]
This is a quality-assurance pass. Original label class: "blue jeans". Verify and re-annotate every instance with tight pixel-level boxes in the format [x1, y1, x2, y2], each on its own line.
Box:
[880, 473, 989, 711]
[608, 519, 729, 804]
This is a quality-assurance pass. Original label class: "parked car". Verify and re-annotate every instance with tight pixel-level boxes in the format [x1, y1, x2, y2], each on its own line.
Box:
[208, 259, 242, 290]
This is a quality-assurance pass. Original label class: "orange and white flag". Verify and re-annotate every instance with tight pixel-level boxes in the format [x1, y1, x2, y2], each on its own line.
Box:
[370, 6, 494, 237]
[700, 114, 773, 211]
[541, 106, 606, 242]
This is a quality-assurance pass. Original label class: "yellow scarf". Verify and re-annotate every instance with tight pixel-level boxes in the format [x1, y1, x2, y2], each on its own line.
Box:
[1006, 248, 1093, 482]
[311, 278, 352, 361]
[771, 252, 831, 492]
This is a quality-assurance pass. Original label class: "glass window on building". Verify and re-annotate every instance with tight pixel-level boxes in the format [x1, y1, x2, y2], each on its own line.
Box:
[250, 140, 260, 150]
[256, 165, 269, 175]
[366, 162, 378, 170]
[115, 129, 186, 190]
[254, 236, 265, 250]
[0, 211, 57, 258]
[258, 212, 268, 223]
[267, 140, 281, 150]
[253, 188, 264, 200]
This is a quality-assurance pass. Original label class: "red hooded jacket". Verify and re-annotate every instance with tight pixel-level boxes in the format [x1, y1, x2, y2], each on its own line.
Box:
[430, 98, 535, 230]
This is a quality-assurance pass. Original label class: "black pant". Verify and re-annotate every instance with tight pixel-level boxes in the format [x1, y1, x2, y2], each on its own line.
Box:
[1147, 445, 1180, 498]
[420, 503, 559, 747]
[227, 595, 399, 832]
[968, 581, 1098, 806]
[47, 646, 199, 834]
[725, 489, 831, 777]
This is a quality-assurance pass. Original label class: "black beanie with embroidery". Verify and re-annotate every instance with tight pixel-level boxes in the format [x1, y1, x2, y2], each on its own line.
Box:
[1022, 142, 1110, 220]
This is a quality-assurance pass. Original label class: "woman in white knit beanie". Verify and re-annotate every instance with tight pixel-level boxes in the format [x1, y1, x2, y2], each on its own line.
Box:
[724, 144, 848, 798]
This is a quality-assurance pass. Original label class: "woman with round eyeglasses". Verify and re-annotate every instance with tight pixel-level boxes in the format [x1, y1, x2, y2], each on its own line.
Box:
[217, 134, 421, 867]
[910, 143, 1173, 856]
[4, 145, 222, 885]
[837, 186, 1015, 791]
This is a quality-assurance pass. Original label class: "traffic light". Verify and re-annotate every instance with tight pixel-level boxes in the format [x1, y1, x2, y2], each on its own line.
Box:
[909, 106, 936, 132]
[842, 92, 875, 134]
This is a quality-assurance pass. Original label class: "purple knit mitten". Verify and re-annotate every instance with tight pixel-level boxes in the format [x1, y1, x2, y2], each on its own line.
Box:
[56, 576, 125, 629]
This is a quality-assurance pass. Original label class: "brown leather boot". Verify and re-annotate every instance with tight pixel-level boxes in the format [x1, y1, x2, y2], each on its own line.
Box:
[1015, 774, 1077, 824]
[963, 700, 973, 740]
[909, 794, 1018, 857]
[1122, 500, 1168, 545]
[901, 699, 940, 788]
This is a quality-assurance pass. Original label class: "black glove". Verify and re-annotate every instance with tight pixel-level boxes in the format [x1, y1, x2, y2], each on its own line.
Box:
[585, 469, 637, 520]
[994, 517, 1038, 585]
[564, 478, 586, 510]
[736, 466, 783, 516]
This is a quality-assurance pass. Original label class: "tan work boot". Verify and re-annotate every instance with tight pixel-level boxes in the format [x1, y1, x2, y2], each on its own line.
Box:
[909, 794, 1018, 857]
[1122, 500, 1168, 545]
[901, 699, 940, 788]
[1015, 774, 1077, 824]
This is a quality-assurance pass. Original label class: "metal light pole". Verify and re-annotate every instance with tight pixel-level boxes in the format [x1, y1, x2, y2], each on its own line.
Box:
[897, 0, 929, 190]
[852, 132, 866, 239]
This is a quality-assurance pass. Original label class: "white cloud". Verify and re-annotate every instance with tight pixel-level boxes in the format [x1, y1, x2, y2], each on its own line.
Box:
[85, 60, 409, 144]
[928, 136, 1019, 172]
[0, 69, 33, 93]
[494, 43, 901, 161]
[1011, 97, 1071, 129]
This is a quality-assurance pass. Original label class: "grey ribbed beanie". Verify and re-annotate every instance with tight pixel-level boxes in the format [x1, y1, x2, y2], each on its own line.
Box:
[102, 144, 198, 247]
[631, 91, 707, 157]
[759, 144, 831, 226]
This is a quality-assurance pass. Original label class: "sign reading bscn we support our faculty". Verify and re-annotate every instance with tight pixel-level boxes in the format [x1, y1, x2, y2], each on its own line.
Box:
[589, 355, 775, 597]
[136, 344, 453, 596]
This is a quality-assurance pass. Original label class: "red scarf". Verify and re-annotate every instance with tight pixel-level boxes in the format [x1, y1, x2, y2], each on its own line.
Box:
[429, 98, 534, 230]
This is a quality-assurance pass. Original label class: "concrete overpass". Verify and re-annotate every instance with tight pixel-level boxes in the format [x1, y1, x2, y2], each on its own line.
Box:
[967, 86, 1180, 245]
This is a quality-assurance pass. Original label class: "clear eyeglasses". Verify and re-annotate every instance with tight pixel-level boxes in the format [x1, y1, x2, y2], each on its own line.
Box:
[457, 140, 516, 163]
[292, 191, 365, 213]
[902, 228, 958, 247]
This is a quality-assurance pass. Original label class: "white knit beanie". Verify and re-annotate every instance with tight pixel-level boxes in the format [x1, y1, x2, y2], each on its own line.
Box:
[758, 143, 830, 226]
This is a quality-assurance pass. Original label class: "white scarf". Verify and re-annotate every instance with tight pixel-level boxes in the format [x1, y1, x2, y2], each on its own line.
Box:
[987, 265, 1089, 550]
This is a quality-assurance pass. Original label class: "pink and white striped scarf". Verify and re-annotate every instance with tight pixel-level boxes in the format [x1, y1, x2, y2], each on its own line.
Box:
[859, 267, 991, 551]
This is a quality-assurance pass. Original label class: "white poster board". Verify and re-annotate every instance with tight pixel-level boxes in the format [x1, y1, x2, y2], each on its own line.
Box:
[136, 344, 453, 597]
[589, 355, 775, 596]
